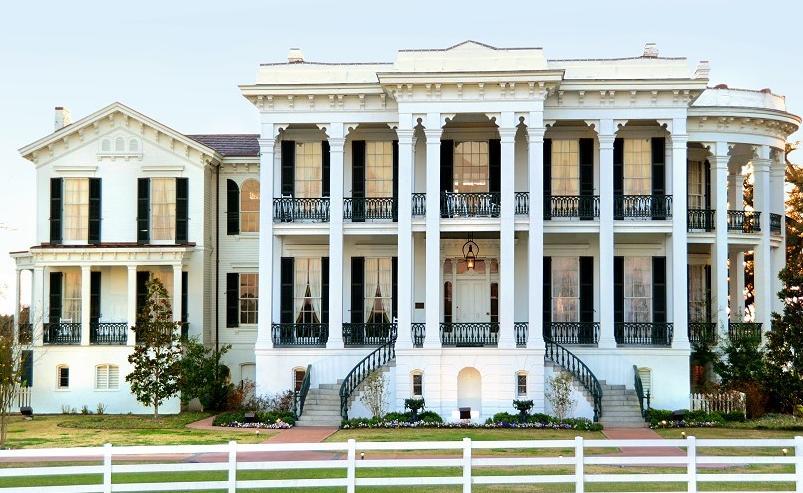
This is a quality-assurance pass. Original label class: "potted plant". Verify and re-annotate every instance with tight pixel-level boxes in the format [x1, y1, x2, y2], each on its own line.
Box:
[513, 399, 534, 423]
[404, 397, 425, 422]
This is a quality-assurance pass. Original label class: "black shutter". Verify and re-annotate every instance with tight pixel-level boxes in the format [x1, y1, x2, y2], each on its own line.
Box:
[488, 139, 501, 194]
[49, 271, 63, 325]
[175, 178, 189, 242]
[280, 257, 294, 323]
[49, 178, 62, 244]
[579, 257, 594, 323]
[322, 257, 329, 324]
[90, 271, 101, 325]
[704, 160, 712, 231]
[392, 140, 399, 222]
[226, 179, 239, 235]
[137, 178, 150, 243]
[21, 350, 33, 387]
[579, 138, 594, 220]
[136, 271, 149, 316]
[704, 264, 712, 323]
[351, 257, 364, 323]
[181, 271, 188, 324]
[392, 256, 398, 320]
[88, 178, 101, 244]
[322, 140, 330, 198]
[543, 256, 552, 337]
[440, 140, 453, 193]
[614, 257, 624, 324]
[351, 140, 366, 222]
[613, 138, 624, 220]
[651, 138, 666, 220]
[652, 256, 667, 323]
[226, 272, 239, 328]
[280, 140, 295, 196]
[543, 138, 552, 219]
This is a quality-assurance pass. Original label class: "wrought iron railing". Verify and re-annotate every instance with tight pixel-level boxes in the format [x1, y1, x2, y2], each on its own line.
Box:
[339, 333, 396, 419]
[728, 322, 762, 343]
[271, 323, 329, 347]
[294, 364, 311, 419]
[544, 340, 603, 422]
[614, 322, 674, 346]
[544, 322, 600, 345]
[273, 198, 330, 223]
[544, 195, 600, 220]
[440, 322, 499, 347]
[90, 322, 128, 345]
[343, 197, 397, 221]
[411, 323, 426, 348]
[727, 210, 761, 233]
[687, 209, 715, 232]
[180, 322, 189, 342]
[17, 323, 32, 345]
[440, 192, 501, 218]
[633, 365, 650, 420]
[614, 195, 672, 219]
[343, 323, 397, 347]
[44, 322, 81, 345]
[514, 322, 528, 348]
[688, 322, 717, 346]
[514, 192, 529, 215]
[770, 213, 782, 235]
[411, 193, 426, 216]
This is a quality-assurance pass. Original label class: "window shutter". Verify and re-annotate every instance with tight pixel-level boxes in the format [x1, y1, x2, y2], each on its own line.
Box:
[322, 257, 329, 324]
[614, 257, 624, 324]
[392, 256, 398, 320]
[280, 257, 294, 323]
[652, 256, 667, 323]
[704, 160, 712, 230]
[21, 350, 33, 387]
[88, 178, 101, 244]
[579, 138, 594, 220]
[50, 178, 63, 244]
[543, 257, 552, 337]
[181, 271, 188, 324]
[579, 257, 594, 323]
[351, 140, 366, 222]
[705, 264, 712, 323]
[96, 366, 108, 390]
[543, 139, 552, 219]
[109, 365, 119, 389]
[613, 138, 624, 219]
[280, 140, 295, 196]
[175, 177, 189, 242]
[226, 273, 239, 328]
[90, 271, 101, 325]
[440, 140, 453, 193]
[651, 137, 666, 220]
[226, 179, 239, 235]
[48, 271, 63, 325]
[351, 257, 364, 324]
[392, 140, 399, 222]
[488, 139, 501, 194]
[322, 140, 330, 198]
[137, 178, 150, 243]
[136, 271, 149, 317]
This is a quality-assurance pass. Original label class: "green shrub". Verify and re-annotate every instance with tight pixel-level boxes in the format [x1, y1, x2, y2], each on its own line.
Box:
[723, 411, 746, 422]
[418, 411, 443, 423]
[213, 410, 295, 427]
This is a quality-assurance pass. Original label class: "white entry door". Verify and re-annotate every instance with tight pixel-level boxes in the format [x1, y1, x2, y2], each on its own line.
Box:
[455, 280, 489, 322]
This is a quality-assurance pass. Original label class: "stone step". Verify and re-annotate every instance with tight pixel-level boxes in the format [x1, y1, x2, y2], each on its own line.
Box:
[297, 420, 341, 427]
[302, 409, 342, 416]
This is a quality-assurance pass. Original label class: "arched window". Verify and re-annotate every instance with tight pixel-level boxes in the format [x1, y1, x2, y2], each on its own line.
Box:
[515, 371, 528, 397]
[101, 139, 111, 153]
[410, 370, 423, 397]
[293, 367, 307, 392]
[57, 365, 69, 389]
[95, 364, 120, 390]
[114, 137, 125, 152]
[129, 139, 139, 153]
[240, 179, 260, 232]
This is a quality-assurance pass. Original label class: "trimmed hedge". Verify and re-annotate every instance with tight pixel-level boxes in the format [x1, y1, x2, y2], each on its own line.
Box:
[647, 408, 745, 428]
[485, 412, 602, 431]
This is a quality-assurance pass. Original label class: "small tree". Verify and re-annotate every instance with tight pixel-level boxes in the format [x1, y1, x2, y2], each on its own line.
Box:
[0, 315, 24, 447]
[126, 278, 183, 418]
[714, 329, 768, 417]
[545, 371, 576, 421]
[360, 370, 387, 418]
[179, 339, 233, 411]
[765, 267, 803, 412]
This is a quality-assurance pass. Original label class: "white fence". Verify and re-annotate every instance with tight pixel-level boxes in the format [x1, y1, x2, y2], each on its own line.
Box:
[0, 437, 801, 492]
[690, 391, 747, 416]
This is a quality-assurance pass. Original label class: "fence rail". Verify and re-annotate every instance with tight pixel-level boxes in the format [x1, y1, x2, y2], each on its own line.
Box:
[614, 322, 674, 346]
[43, 322, 81, 345]
[770, 212, 783, 234]
[440, 322, 499, 347]
[544, 322, 600, 345]
[687, 209, 715, 231]
[691, 391, 747, 416]
[271, 323, 328, 347]
[411, 193, 426, 216]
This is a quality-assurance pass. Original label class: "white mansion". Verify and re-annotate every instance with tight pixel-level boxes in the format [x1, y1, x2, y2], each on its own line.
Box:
[10, 41, 799, 425]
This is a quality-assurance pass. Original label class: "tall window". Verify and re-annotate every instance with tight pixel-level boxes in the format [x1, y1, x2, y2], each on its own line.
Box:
[411, 371, 423, 397]
[63, 271, 81, 322]
[625, 257, 652, 322]
[552, 257, 579, 322]
[688, 161, 705, 209]
[151, 178, 176, 241]
[239, 273, 259, 324]
[623, 139, 652, 195]
[366, 142, 393, 197]
[57, 366, 69, 389]
[240, 179, 260, 232]
[63, 178, 89, 241]
[689, 265, 707, 322]
[95, 364, 120, 390]
[294, 258, 322, 324]
[443, 281, 453, 324]
[295, 143, 322, 198]
[490, 282, 499, 324]
[516, 372, 527, 397]
[453, 141, 489, 193]
[551, 140, 580, 195]
[364, 258, 392, 323]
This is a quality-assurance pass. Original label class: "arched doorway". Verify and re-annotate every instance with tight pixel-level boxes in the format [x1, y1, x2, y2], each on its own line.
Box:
[457, 367, 482, 420]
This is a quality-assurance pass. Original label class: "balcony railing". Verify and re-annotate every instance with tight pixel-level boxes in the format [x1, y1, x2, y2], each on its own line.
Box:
[614, 322, 673, 346]
[343, 197, 397, 222]
[411, 193, 426, 216]
[544, 196, 600, 220]
[342, 323, 397, 347]
[514, 322, 528, 348]
[614, 195, 672, 219]
[440, 322, 499, 347]
[273, 198, 330, 223]
[440, 192, 500, 218]
[688, 322, 717, 345]
[180, 322, 189, 342]
[44, 322, 81, 345]
[90, 322, 128, 345]
[687, 209, 715, 232]
[770, 213, 782, 235]
[727, 210, 761, 233]
[271, 323, 329, 347]
[728, 322, 762, 343]
[411, 323, 425, 348]
[544, 322, 600, 345]
[17, 323, 32, 345]
[514, 192, 529, 215]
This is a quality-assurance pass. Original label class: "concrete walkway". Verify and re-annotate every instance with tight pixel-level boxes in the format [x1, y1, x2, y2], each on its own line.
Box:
[603, 427, 685, 457]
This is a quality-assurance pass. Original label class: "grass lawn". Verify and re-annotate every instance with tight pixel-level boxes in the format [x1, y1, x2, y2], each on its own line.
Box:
[654, 427, 800, 456]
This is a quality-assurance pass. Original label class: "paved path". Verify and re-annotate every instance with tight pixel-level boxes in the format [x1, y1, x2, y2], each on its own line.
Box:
[603, 427, 685, 457]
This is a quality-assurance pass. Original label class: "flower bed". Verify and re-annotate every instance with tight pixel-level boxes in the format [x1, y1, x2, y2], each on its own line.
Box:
[342, 411, 602, 431]
[647, 408, 745, 429]
[213, 410, 295, 429]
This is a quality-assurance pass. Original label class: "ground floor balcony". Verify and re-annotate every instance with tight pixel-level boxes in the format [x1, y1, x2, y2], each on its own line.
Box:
[43, 322, 81, 345]
[89, 322, 128, 345]
[728, 322, 762, 342]
[439, 322, 499, 347]
[688, 322, 717, 345]
[614, 322, 674, 346]
[687, 322, 763, 346]
[271, 323, 329, 347]
[342, 323, 397, 347]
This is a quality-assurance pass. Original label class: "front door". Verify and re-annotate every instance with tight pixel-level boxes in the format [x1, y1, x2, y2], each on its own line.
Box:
[455, 280, 489, 322]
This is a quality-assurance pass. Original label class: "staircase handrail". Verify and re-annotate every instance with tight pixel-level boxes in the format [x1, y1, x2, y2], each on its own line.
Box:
[339, 329, 397, 420]
[294, 364, 312, 418]
[633, 364, 650, 419]
[544, 339, 603, 422]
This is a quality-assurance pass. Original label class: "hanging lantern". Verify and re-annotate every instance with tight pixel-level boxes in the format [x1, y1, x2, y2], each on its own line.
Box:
[462, 236, 479, 271]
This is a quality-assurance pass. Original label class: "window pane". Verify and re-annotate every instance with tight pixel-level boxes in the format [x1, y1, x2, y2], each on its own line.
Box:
[625, 257, 652, 322]
[688, 161, 705, 209]
[453, 141, 489, 192]
[58, 367, 69, 389]
[689, 265, 707, 321]
[63, 178, 89, 241]
[552, 257, 579, 322]
[623, 139, 652, 195]
[62, 270, 82, 322]
[239, 273, 259, 324]
[364, 257, 392, 323]
[294, 258, 322, 324]
[295, 143, 322, 198]
[365, 141, 393, 198]
[551, 140, 580, 195]
[240, 179, 260, 232]
[151, 178, 176, 241]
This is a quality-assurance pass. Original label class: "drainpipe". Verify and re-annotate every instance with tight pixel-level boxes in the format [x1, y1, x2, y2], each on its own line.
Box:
[215, 162, 220, 355]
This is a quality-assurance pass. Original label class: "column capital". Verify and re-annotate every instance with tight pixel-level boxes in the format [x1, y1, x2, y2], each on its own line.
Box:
[670, 135, 689, 147]
[127, 265, 138, 272]
[423, 128, 442, 141]
[527, 126, 546, 143]
[258, 138, 276, 153]
[598, 135, 616, 148]
[328, 137, 346, 152]
[498, 127, 517, 143]
[396, 128, 416, 143]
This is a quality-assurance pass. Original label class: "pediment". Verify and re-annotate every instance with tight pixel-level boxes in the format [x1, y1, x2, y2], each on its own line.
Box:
[391, 40, 548, 74]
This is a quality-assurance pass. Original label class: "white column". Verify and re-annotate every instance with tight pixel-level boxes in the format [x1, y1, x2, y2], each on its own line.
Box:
[172, 264, 182, 322]
[424, 116, 441, 348]
[13, 269, 21, 343]
[257, 137, 276, 349]
[327, 128, 346, 349]
[770, 158, 786, 314]
[126, 266, 137, 346]
[32, 267, 44, 346]
[752, 146, 772, 329]
[498, 119, 517, 349]
[80, 265, 91, 346]
[597, 122, 616, 349]
[729, 251, 745, 318]
[710, 144, 730, 338]
[527, 118, 545, 350]
[396, 122, 416, 349]
[671, 127, 690, 350]
[728, 173, 744, 210]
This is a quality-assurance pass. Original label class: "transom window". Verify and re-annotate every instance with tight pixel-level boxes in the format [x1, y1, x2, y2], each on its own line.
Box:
[57, 366, 69, 389]
[552, 257, 579, 322]
[411, 371, 423, 397]
[62, 270, 81, 322]
[551, 140, 580, 195]
[516, 372, 527, 397]
[688, 161, 705, 209]
[239, 273, 259, 325]
[453, 141, 489, 193]
[150, 178, 176, 241]
[240, 179, 260, 232]
[625, 257, 652, 323]
[688, 265, 707, 322]
[295, 143, 322, 198]
[366, 142, 393, 197]
[364, 258, 393, 323]
[623, 139, 652, 195]
[95, 364, 120, 390]
[63, 178, 89, 241]
[294, 258, 322, 324]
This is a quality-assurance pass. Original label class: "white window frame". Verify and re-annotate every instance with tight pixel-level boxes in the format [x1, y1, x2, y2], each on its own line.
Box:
[552, 257, 580, 322]
[95, 364, 120, 391]
[688, 160, 705, 210]
[56, 365, 70, 390]
[240, 179, 260, 233]
[411, 370, 423, 398]
[63, 178, 89, 242]
[623, 138, 652, 196]
[239, 273, 259, 325]
[295, 142, 322, 198]
[624, 257, 652, 323]
[364, 257, 393, 324]
[150, 178, 176, 241]
[453, 141, 489, 193]
[294, 258, 322, 324]
[689, 264, 707, 322]
[62, 270, 82, 323]
[516, 371, 528, 398]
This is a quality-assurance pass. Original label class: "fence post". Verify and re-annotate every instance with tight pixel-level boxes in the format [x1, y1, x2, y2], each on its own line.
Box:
[463, 437, 472, 493]
[575, 436, 584, 493]
[347, 438, 356, 493]
[103, 443, 112, 493]
[228, 440, 237, 493]
[795, 436, 803, 493]
[687, 435, 697, 493]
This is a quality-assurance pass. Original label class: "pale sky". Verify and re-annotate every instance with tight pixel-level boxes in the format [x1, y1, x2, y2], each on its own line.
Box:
[1, 0, 801, 314]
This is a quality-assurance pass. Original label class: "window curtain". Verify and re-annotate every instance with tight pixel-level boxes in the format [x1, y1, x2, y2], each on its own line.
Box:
[551, 140, 580, 195]
[624, 257, 652, 322]
[551, 257, 579, 322]
[688, 264, 706, 321]
[308, 259, 322, 322]
[63, 270, 82, 322]
[378, 258, 392, 320]
[623, 139, 652, 195]
[151, 178, 176, 240]
[294, 260, 307, 321]
[364, 258, 377, 322]
[63, 178, 89, 241]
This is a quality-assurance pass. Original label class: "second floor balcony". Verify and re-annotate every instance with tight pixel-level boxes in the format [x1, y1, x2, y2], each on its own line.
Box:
[614, 322, 673, 346]
[544, 195, 600, 220]
[727, 210, 761, 233]
[344, 197, 397, 222]
[614, 195, 672, 220]
[440, 192, 500, 218]
[687, 209, 715, 232]
[273, 197, 330, 223]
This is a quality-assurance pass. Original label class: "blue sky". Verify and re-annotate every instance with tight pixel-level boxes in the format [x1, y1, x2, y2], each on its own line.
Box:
[0, 0, 801, 313]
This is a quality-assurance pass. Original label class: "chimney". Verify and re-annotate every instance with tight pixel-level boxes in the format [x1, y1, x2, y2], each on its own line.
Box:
[694, 60, 710, 80]
[54, 106, 72, 131]
[642, 42, 658, 58]
[287, 48, 304, 64]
